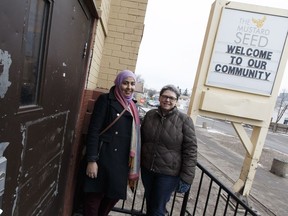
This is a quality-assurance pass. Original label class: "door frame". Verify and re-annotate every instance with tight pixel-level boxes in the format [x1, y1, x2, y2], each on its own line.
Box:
[61, 0, 99, 215]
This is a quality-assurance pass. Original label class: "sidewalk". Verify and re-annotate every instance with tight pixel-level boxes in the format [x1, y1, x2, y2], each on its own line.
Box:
[196, 126, 288, 216]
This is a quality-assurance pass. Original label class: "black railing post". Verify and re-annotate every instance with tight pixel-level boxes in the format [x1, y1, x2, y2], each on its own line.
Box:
[180, 189, 191, 216]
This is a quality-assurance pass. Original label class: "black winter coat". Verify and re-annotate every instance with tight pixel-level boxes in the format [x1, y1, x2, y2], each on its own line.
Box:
[141, 107, 197, 184]
[83, 87, 134, 199]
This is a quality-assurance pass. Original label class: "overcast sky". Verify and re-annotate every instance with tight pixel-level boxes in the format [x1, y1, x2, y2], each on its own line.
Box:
[135, 0, 288, 94]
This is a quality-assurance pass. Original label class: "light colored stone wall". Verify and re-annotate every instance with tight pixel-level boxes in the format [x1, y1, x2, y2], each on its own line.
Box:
[86, 0, 148, 90]
[86, 0, 111, 90]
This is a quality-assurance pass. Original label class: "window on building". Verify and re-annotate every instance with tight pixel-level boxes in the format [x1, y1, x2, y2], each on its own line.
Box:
[20, 0, 51, 106]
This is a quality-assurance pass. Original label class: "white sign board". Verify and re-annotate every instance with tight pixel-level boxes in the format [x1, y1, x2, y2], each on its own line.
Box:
[206, 8, 288, 95]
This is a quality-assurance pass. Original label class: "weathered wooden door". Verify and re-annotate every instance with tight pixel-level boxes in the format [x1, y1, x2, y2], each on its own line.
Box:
[0, 0, 94, 215]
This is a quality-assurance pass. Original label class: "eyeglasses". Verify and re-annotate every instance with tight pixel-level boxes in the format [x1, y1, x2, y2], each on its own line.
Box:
[160, 95, 177, 102]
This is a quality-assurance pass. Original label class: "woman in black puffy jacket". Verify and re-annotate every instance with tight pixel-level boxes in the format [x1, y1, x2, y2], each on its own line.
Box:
[141, 84, 198, 216]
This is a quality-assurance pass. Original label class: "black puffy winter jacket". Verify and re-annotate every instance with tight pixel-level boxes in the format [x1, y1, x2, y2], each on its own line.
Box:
[141, 106, 197, 184]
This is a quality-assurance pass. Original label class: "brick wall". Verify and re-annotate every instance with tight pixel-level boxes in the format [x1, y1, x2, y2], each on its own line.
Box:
[86, 0, 148, 90]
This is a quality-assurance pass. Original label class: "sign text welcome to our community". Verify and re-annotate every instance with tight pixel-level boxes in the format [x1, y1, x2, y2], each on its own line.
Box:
[206, 8, 288, 95]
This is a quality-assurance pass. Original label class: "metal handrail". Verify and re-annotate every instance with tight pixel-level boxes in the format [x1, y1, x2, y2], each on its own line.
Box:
[112, 162, 258, 216]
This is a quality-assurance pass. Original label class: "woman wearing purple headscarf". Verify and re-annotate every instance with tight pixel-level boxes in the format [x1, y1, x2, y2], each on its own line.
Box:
[83, 70, 141, 216]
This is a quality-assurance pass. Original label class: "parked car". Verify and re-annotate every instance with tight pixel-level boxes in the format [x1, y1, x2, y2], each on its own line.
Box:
[137, 106, 151, 123]
[147, 100, 159, 107]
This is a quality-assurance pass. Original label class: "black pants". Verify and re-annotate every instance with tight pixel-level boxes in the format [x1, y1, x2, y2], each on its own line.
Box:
[84, 192, 119, 216]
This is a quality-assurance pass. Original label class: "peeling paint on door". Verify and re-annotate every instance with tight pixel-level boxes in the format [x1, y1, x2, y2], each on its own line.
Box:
[11, 111, 69, 215]
[0, 49, 12, 99]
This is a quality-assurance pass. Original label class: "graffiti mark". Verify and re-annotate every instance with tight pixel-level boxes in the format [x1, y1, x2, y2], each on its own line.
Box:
[0, 49, 12, 99]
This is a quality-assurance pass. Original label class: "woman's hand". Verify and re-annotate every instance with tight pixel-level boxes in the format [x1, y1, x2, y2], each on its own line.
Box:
[176, 179, 191, 193]
[86, 162, 98, 178]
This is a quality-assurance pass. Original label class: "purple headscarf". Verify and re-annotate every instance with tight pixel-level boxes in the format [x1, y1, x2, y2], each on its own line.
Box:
[113, 69, 140, 124]
[114, 70, 136, 102]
